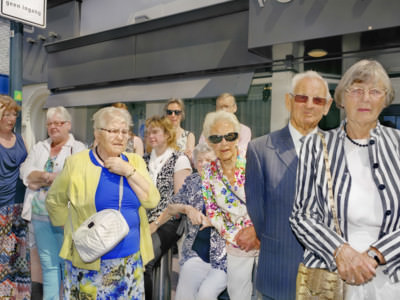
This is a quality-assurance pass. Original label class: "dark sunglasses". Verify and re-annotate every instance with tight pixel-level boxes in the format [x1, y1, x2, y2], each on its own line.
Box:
[166, 109, 182, 116]
[290, 93, 327, 106]
[208, 132, 239, 144]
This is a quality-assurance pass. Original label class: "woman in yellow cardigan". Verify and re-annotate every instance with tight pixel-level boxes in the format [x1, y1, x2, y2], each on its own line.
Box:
[46, 106, 160, 300]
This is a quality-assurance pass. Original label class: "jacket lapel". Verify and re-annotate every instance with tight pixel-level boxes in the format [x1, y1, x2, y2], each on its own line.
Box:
[269, 126, 298, 174]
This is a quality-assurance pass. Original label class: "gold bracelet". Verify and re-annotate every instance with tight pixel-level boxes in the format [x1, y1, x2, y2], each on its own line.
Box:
[126, 168, 136, 179]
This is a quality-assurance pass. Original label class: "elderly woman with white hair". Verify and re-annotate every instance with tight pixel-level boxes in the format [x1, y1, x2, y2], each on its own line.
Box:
[201, 110, 259, 300]
[154, 143, 228, 300]
[20, 106, 86, 299]
[45, 106, 160, 299]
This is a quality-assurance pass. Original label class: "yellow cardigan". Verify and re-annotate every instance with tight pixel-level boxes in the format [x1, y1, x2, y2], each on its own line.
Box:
[46, 150, 160, 271]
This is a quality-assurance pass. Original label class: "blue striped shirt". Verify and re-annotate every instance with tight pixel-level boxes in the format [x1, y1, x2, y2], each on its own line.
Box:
[290, 121, 400, 283]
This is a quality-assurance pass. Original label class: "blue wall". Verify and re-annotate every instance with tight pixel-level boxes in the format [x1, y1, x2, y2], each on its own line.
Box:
[0, 74, 8, 94]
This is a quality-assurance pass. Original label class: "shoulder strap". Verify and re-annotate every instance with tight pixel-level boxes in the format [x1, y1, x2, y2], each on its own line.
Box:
[317, 132, 342, 237]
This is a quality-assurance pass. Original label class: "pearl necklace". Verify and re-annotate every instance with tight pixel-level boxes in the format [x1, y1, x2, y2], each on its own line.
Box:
[345, 124, 369, 148]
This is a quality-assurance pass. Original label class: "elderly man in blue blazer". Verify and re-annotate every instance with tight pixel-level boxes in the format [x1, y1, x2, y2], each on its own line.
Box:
[245, 71, 332, 300]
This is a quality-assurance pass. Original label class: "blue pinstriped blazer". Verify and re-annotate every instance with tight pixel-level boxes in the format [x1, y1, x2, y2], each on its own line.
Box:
[245, 125, 304, 300]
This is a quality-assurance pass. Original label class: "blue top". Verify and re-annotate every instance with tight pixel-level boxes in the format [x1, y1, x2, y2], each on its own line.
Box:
[0, 133, 27, 207]
[89, 150, 141, 259]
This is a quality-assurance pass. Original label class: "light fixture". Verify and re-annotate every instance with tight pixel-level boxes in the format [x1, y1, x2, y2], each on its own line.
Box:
[307, 49, 328, 58]
[276, 0, 292, 3]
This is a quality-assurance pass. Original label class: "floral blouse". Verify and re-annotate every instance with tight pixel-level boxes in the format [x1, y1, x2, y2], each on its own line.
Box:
[171, 173, 226, 271]
[201, 149, 253, 246]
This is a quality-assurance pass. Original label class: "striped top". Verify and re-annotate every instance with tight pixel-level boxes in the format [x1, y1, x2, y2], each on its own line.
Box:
[290, 120, 400, 283]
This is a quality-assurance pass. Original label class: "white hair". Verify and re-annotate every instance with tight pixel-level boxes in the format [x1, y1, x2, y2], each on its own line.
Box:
[47, 106, 71, 122]
[202, 110, 240, 139]
[92, 106, 132, 130]
[291, 70, 331, 100]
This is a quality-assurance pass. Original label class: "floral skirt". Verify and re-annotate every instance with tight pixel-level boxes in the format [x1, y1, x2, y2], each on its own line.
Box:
[0, 204, 31, 299]
[64, 251, 144, 300]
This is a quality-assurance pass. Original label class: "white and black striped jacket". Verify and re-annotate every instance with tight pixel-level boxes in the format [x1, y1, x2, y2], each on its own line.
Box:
[290, 121, 400, 283]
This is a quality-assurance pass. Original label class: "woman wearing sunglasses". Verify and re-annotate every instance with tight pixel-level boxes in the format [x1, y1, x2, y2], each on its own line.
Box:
[20, 106, 86, 299]
[201, 110, 259, 300]
[164, 98, 195, 159]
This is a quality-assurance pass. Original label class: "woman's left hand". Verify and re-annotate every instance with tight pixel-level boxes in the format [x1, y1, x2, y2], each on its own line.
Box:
[234, 226, 260, 251]
[103, 157, 132, 176]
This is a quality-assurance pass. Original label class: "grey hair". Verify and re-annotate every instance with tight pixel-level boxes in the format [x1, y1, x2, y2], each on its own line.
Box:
[291, 70, 331, 100]
[92, 106, 132, 130]
[47, 106, 71, 122]
[192, 143, 214, 166]
[202, 110, 240, 139]
[164, 98, 186, 121]
[334, 59, 394, 108]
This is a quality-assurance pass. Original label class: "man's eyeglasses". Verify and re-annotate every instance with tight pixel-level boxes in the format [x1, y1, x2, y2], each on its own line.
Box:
[166, 109, 182, 116]
[99, 128, 129, 136]
[345, 87, 386, 100]
[208, 132, 239, 144]
[47, 121, 68, 127]
[290, 93, 327, 106]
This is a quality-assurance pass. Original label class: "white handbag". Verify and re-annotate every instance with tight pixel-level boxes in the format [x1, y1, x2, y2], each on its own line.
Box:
[69, 176, 129, 263]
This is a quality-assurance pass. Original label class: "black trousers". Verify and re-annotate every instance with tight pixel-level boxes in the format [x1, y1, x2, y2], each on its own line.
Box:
[144, 218, 182, 300]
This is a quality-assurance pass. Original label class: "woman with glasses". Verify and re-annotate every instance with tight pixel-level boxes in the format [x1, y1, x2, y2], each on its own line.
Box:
[0, 95, 29, 299]
[164, 98, 195, 158]
[45, 106, 159, 299]
[202, 110, 259, 300]
[20, 106, 86, 299]
[143, 115, 192, 299]
[290, 59, 400, 299]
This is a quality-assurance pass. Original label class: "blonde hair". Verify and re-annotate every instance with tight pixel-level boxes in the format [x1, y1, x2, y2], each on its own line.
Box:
[0, 94, 21, 114]
[164, 98, 186, 121]
[145, 115, 178, 150]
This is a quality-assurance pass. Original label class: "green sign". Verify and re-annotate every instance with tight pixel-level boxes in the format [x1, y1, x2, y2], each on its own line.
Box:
[14, 90, 22, 101]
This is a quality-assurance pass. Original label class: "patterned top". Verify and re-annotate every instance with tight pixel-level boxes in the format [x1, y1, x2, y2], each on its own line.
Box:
[0, 133, 27, 207]
[171, 173, 227, 271]
[144, 151, 180, 222]
[202, 149, 253, 246]
[176, 129, 191, 152]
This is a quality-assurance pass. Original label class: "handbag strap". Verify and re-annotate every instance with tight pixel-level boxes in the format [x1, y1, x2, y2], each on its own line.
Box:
[317, 132, 342, 237]
[68, 176, 124, 233]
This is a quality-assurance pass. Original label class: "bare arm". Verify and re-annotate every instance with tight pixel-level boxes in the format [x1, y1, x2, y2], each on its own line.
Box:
[134, 136, 144, 157]
[26, 171, 58, 190]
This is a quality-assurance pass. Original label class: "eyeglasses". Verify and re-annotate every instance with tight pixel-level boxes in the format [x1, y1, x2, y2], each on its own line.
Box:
[47, 121, 68, 127]
[99, 128, 129, 136]
[346, 87, 386, 100]
[290, 93, 327, 106]
[208, 132, 239, 144]
[166, 109, 182, 116]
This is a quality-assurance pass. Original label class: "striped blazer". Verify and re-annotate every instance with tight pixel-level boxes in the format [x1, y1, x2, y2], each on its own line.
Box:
[290, 121, 400, 283]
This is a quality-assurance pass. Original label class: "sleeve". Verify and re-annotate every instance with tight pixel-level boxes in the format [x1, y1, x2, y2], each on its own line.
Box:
[19, 142, 44, 186]
[170, 175, 192, 206]
[202, 169, 240, 245]
[130, 154, 160, 209]
[73, 141, 87, 153]
[289, 134, 344, 270]
[45, 156, 72, 227]
[244, 141, 265, 237]
[174, 155, 192, 172]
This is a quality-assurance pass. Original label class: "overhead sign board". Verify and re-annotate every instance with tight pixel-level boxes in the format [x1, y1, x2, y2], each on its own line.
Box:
[0, 0, 46, 28]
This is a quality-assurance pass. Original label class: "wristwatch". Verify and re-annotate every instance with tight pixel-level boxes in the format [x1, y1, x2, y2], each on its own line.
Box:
[367, 249, 381, 265]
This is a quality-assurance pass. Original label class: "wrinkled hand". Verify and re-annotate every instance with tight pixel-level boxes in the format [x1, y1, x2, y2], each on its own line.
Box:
[104, 157, 132, 176]
[234, 226, 260, 252]
[186, 207, 203, 225]
[335, 244, 377, 285]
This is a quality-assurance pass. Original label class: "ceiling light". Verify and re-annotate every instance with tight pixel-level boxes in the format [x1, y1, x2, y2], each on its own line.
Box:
[307, 49, 328, 58]
[276, 0, 292, 3]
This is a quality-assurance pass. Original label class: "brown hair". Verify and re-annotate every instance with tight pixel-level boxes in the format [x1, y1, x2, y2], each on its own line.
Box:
[145, 115, 177, 150]
[111, 102, 128, 110]
[0, 95, 21, 114]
